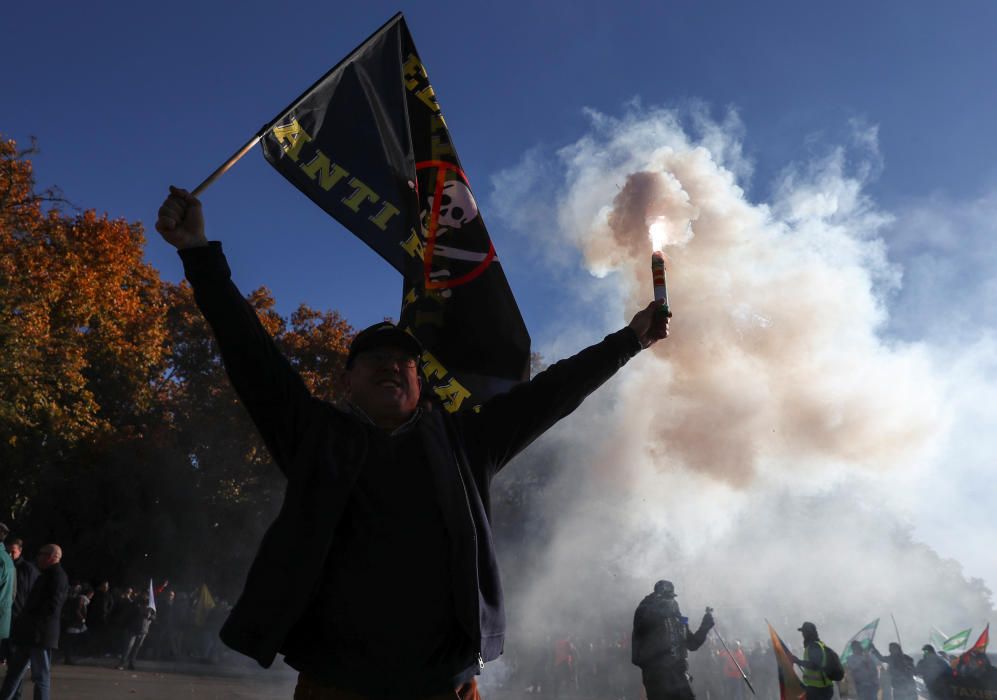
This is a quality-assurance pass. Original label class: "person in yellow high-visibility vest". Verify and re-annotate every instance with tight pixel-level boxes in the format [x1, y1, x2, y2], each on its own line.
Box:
[791, 622, 835, 700]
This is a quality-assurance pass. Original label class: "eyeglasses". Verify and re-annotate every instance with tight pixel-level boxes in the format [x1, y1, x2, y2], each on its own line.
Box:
[357, 349, 419, 368]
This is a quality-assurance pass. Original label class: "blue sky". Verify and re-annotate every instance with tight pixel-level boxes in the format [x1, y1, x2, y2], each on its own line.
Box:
[4, 1, 997, 333]
[6, 2, 997, 598]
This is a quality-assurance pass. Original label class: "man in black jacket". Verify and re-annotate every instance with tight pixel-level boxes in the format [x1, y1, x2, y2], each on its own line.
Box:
[792, 622, 837, 700]
[155, 187, 670, 698]
[871, 643, 917, 700]
[915, 645, 952, 700]
[7, 541, 39, 626]
[0, 544, 69, 700]
[631, 580, 714, 700]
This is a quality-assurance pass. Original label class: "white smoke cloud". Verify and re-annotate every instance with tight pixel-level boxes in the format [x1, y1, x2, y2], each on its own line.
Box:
[484, 104, 995, 658]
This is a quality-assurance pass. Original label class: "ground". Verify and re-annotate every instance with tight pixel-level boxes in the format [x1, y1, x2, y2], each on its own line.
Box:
[0, 659, 527, 699]
[0, 660, 297, 700]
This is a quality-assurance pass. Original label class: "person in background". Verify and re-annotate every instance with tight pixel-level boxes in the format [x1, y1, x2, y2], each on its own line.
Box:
[844, 641, 880, 700]
[631, 580, 714, 700]
[915, 644, 952, 700]
[791, 622, 835, 700]
[0, 544, 69, 700]
[117, 591, 156, 671]
[722, 640, 750, 700]
[0, 525, 14, 666]
[871, 643, 917, 700]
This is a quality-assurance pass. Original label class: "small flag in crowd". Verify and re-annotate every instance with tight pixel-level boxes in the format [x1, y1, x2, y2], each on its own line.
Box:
[943, 628, 974, 653]
[966, 624, 989, 655]
[768, 623, 806, 700]
[194, 583, 216, 627]
[840, 618, 879, 665]
[147, 578, 157, 613]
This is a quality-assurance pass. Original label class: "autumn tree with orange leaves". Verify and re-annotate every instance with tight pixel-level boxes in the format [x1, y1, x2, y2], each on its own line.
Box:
[0, 137, 353, 590]
[0, 138, 169, 508]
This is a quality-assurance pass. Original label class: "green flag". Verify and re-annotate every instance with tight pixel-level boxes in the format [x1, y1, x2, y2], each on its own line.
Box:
[841, 618, 880, 664]
[929, 627, 949, 650]
[943, 628, 972, 653]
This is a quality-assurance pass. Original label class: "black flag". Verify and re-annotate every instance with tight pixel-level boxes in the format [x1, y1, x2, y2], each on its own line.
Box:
[260, 14, 530, 411]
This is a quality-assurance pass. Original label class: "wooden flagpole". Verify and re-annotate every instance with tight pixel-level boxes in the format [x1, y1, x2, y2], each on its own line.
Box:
[191, 132, 264, 197]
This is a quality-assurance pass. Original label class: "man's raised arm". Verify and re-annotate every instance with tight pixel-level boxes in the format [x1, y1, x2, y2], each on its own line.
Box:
[460, 299, 671, 474]
[155, 187, 314, 476]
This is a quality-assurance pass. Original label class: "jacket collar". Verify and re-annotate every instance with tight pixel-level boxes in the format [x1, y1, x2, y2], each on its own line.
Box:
[345, 402, 422, 436]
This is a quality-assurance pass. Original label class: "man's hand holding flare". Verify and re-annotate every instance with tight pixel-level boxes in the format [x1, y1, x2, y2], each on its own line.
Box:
[629, 300, 671, 349]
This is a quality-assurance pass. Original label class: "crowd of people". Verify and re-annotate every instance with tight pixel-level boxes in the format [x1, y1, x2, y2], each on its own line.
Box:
[54, 579, 232, 670]
[0, 525, 233, 700]
[491, 628, 996, 700]
[486, 631, 774, 699]
[3, 520, 996, 700]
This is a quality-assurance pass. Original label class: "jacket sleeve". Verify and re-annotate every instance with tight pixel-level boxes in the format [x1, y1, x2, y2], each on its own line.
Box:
[459, 327, 642, 475]
[686, 620, 711, 651]
[797, 641, 825, 670]
[30, 570, 68, 631]
[179, 243, 315, 476]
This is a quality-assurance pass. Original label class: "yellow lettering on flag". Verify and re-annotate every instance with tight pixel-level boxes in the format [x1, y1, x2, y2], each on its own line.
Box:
[420, 351, 447, 380]
[433, 378, 471, 412]
[400, 230, 425, 259]
[403, 53, 446, 123]
[369, 202, 401, 231]
[401, 287, 418, 311]
[300, 151, 350, 191]
[271, 119, 313, 162]
[415, 85, 440, 114]
[341, 178, 379, 212]
[412, 345, 476, 414]
[403, 54, 427, 91]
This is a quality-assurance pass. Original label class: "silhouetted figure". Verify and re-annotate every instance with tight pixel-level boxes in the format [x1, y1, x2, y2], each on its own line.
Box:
[117, 591, 155, 671]
[61, 586, 91, 664]
[916, 645, 953, 700]
[0, 525, 14, 662]
[871, 642, 917, 700]
[631, 580, 714, 700]
[87, 581, 113, 655]
[844, 640, 880, 700]
[791, 622, 836, 700]
[155, 187, 671, 698]
[0, 544, 69, 700]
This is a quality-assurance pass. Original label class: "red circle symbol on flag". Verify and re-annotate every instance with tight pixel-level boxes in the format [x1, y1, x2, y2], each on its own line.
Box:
[416, 160, 495, 290]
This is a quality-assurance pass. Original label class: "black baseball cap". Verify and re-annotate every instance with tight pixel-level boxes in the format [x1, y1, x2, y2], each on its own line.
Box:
[346, 322, 423, 368]
[798, 622, 818, 635]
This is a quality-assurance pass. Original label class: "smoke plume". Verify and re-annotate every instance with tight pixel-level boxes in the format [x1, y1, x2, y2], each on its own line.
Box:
[484, 104, 994, 672]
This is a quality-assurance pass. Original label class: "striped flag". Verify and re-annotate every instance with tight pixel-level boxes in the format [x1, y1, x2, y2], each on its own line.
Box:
[840, 618, 879, 665]
[943, 628, 973, 653]
[966, 625, 989, 654]
[955, 624, 990, 677]
[768, 623, 806, 700]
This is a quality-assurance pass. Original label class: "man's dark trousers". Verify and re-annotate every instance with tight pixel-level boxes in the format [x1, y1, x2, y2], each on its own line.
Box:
[641, 664, 696, 700]
[0, 643, 51, 700]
